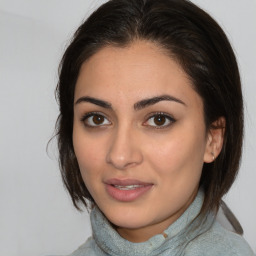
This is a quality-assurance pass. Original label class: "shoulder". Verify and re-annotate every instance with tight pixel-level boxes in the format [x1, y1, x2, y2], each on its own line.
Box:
[66, 237, 99, 256]
[46, 237, 100, 256]
[184, 221, 254, 256]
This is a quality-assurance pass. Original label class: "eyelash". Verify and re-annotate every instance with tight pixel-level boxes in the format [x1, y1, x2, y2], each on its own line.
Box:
[143, 112, 176, 129]
[80, 112, 111, 128]
[80, 112, 176, 129]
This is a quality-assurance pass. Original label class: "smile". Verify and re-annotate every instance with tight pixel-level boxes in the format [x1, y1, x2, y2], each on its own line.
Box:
[113, 184, 145, 190]
[105, 179, 153, 202]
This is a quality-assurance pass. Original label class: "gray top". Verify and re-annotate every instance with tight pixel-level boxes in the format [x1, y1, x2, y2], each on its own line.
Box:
[56, 190, 254, 256]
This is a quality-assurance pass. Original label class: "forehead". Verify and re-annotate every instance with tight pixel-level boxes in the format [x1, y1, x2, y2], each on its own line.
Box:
[74, 40, 201, 108]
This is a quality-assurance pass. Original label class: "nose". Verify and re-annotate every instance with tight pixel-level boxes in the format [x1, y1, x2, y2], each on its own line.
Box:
[106, 126, 143, 170]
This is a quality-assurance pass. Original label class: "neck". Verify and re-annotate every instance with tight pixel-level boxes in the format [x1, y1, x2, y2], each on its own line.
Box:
[116, 221, 170, 243]
[115, 189, 198, 243]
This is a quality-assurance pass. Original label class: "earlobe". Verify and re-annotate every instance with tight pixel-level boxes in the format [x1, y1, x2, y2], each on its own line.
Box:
[204, 117, 225, 163]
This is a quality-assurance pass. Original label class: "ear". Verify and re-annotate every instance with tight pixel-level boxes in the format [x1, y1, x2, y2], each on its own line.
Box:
[204, 117, 226, 163]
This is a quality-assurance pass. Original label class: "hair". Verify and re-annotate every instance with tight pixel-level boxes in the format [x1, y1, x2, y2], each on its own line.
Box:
[55, 0, 243, 215]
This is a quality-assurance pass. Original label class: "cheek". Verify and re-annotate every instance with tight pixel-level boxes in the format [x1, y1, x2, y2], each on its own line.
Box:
[74, 138, 97, 167]
[146, 138, 188, 177]
[72, 127, 105, 181]
[145, 125, 207, 179]
[73, 137, 106, 201]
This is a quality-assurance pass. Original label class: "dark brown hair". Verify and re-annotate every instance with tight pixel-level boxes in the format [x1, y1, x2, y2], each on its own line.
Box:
[55, 0, 243, 214]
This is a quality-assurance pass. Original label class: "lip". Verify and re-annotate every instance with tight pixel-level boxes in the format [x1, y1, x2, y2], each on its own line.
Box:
[104, 178, 153, 202]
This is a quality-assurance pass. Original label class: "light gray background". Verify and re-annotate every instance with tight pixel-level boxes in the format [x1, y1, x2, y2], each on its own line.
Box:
[0, 0, 255, 255]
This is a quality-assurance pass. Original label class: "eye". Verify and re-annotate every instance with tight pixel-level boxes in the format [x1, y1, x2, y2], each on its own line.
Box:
[144, 113, 175, 128]
[81, 113, 111, 127]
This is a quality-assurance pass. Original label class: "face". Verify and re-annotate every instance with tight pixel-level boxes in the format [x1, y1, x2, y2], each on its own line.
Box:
[73, 40, 214, 242]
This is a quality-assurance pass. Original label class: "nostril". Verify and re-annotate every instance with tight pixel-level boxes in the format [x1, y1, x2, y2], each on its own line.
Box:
[106, 130, 143, 169]
[106, 147, 143, 170]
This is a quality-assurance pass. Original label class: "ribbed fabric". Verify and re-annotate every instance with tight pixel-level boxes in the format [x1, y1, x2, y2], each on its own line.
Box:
[58, 190, 254, 256]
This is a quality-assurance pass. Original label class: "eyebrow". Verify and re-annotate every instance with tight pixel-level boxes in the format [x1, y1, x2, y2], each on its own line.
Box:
[134, 94, 186, 110]
[75, 94, 186, 110]
[75, 96, 112, 109]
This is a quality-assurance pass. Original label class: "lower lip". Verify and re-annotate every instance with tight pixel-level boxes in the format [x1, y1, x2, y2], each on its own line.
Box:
[105, 184, 153, 202]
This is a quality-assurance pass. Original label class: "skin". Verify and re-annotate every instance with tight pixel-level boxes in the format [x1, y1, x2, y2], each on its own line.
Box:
[73, 40, 223, 243]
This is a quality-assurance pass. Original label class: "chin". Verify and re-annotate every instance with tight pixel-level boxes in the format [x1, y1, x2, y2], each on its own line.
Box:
[102, 204, 149, 229]
[111, 217, 149, 230]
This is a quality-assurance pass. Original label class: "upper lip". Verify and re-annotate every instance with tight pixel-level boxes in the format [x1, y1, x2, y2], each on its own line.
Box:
[104, 178, 153, 186]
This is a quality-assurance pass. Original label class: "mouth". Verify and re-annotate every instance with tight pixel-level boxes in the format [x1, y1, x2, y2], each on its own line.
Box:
[111, 184, 146, 190]
[104, 179, 153, 202]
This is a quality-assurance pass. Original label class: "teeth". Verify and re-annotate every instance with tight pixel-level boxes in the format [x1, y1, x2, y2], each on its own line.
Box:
[113, 185, 144, 190]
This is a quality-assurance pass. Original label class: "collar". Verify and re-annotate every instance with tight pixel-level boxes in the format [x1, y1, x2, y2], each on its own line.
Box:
[90, 189, 214, 256]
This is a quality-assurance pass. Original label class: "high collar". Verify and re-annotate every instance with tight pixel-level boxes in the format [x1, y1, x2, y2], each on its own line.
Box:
[90, 190, 214, 256]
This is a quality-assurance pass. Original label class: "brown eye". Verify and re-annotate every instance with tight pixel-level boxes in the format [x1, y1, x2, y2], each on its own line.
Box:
[144, 113, 175, 128]
[93, 114, 105, 125]
[154, 115, 166, 126]
[82, 113, 111, 127]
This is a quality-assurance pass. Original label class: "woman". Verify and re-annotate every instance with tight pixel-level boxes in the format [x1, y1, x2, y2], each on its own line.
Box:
[54, 0, 254, 255]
